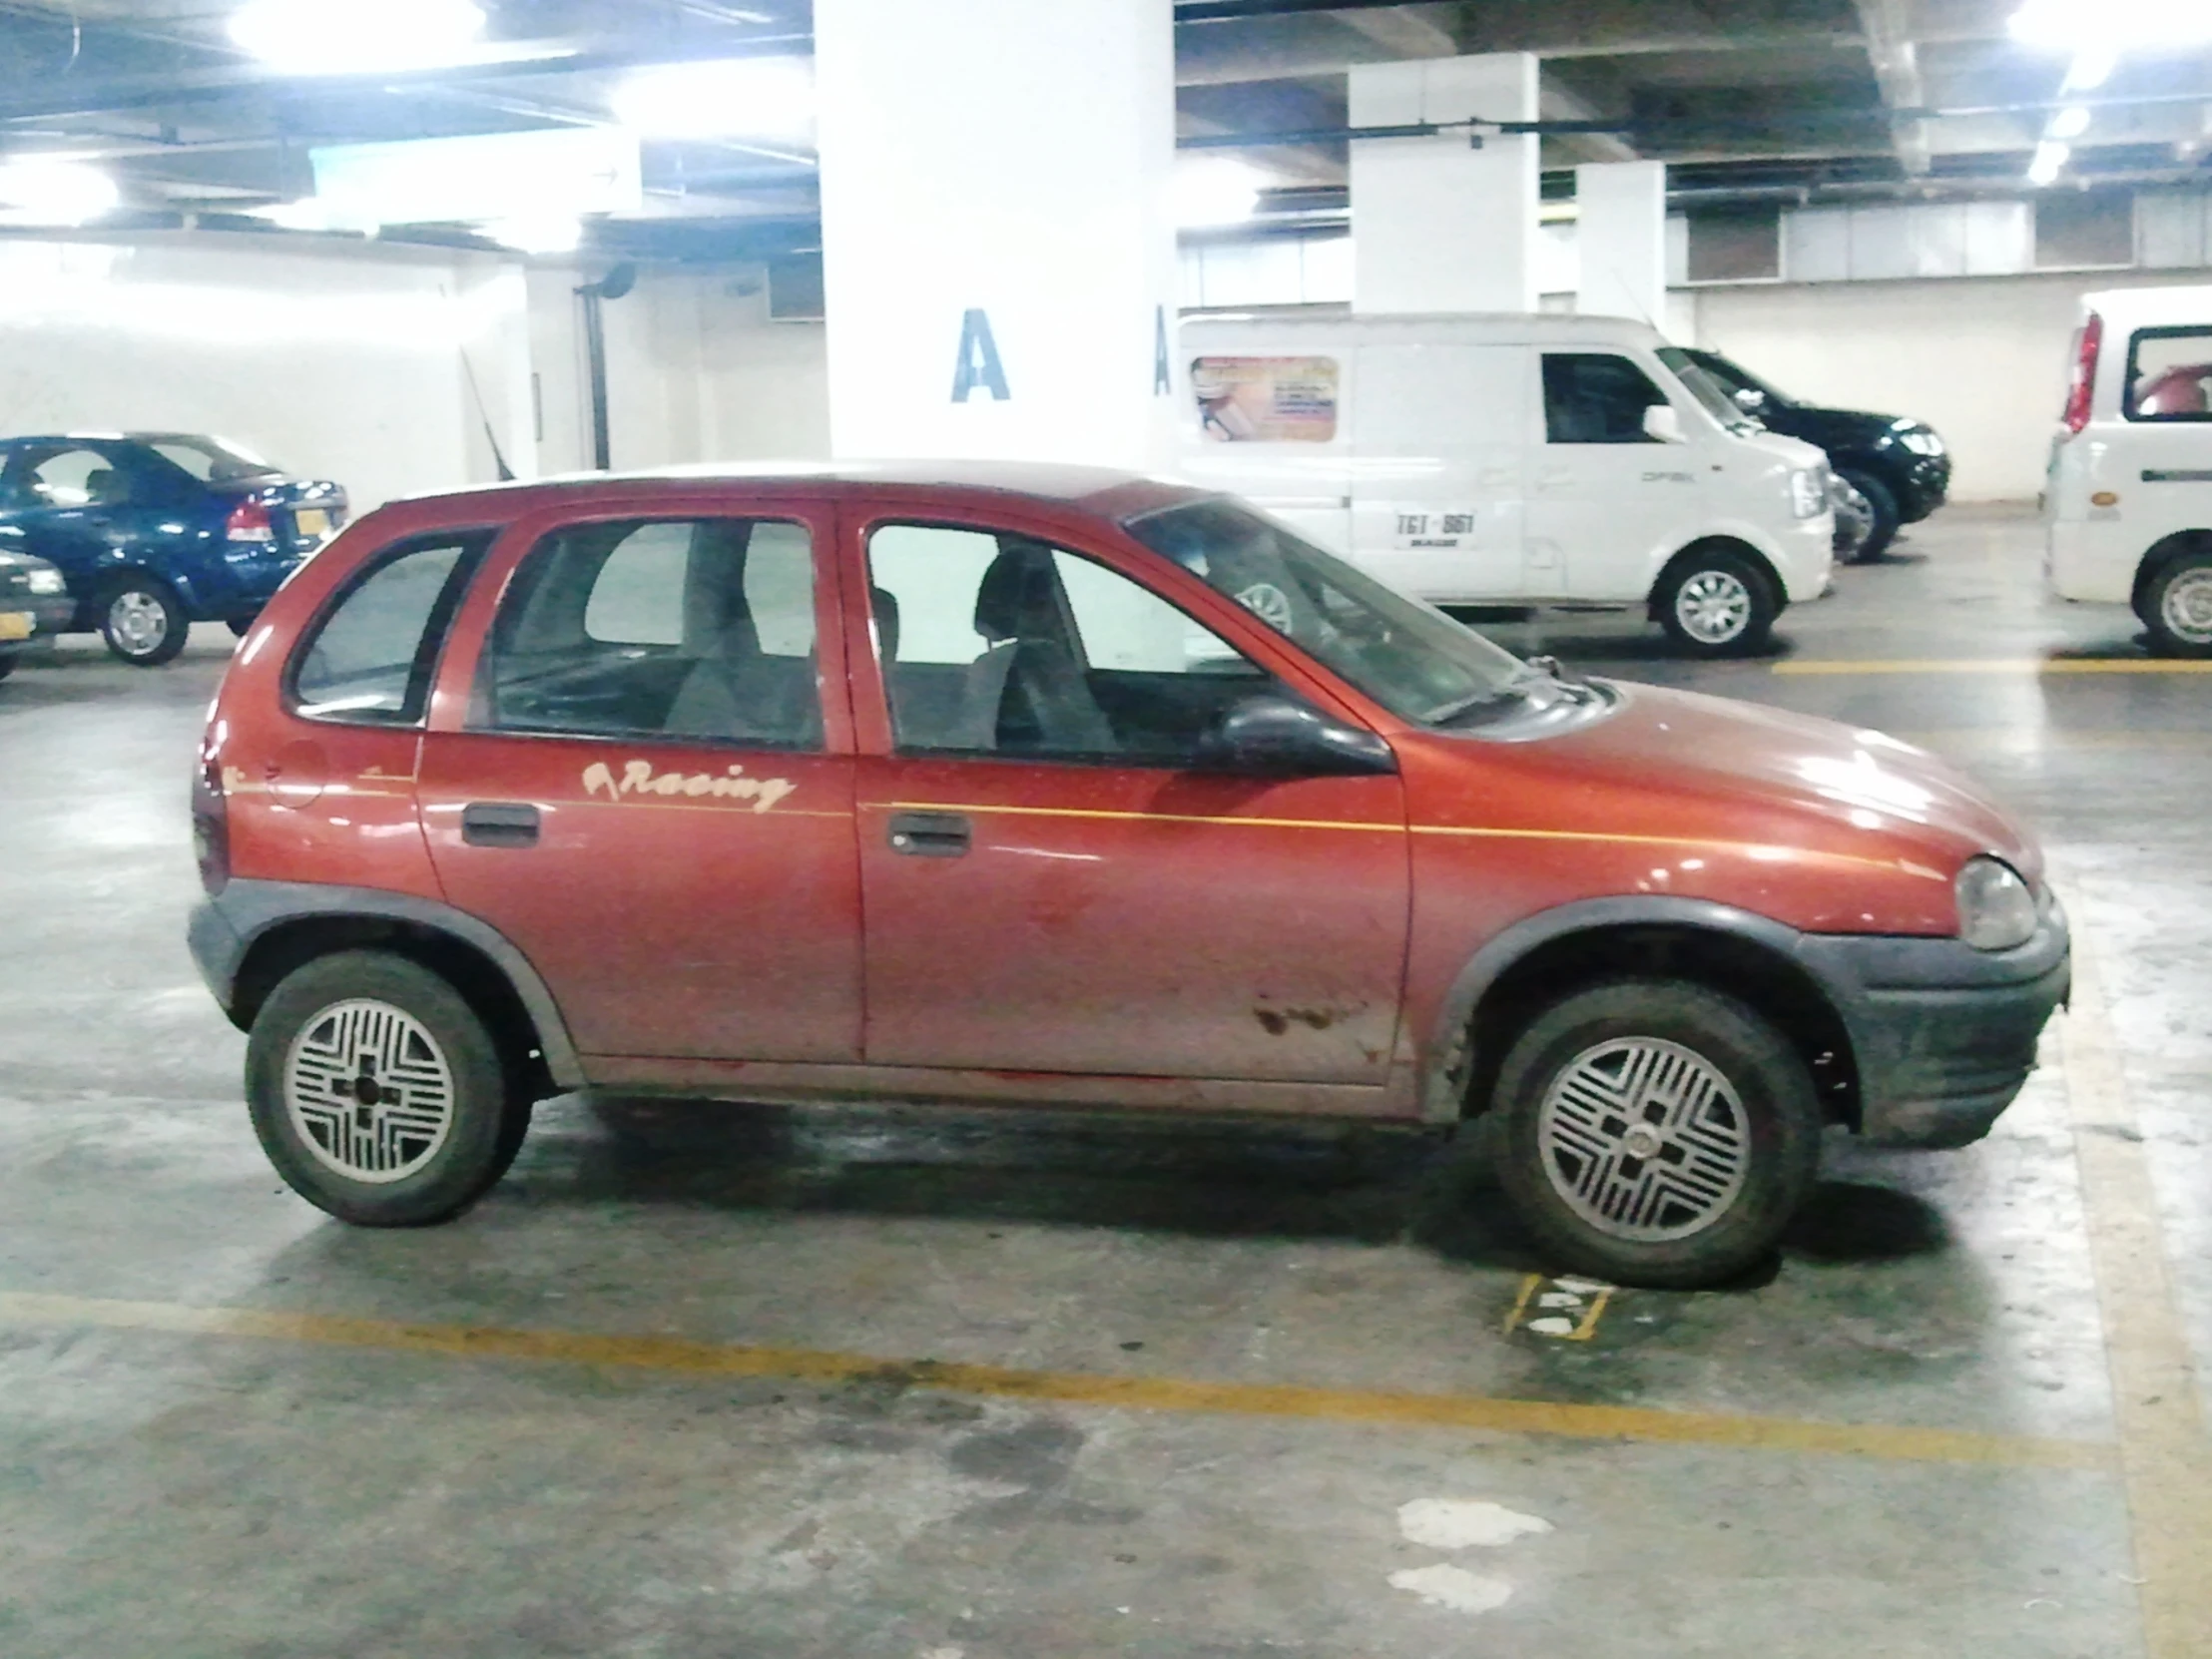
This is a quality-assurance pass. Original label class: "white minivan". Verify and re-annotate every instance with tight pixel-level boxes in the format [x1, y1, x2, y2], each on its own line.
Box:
[1177, 312, 1837, 657]
[2045, 284, 2212, 657]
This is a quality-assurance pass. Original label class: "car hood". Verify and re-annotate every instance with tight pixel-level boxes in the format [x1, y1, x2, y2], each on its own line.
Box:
[1768, 404, 1918, 445]
[1541, 681, 2040, 883]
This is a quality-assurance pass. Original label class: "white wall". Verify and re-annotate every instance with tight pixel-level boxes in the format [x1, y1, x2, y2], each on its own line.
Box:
[528, 266, 830, 476]
[1680, 269, 2207, 501]
[0, 232, 533, 513]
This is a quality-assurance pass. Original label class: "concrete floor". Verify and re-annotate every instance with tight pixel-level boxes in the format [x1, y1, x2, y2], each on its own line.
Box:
[0, 506, 2204, 1658]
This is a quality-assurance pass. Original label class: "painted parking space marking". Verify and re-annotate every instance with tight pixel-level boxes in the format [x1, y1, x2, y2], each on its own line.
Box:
[1772, 658, 2212, 676]
[1504, 1274, 1614, 1341]
[0, 1288, 2107, 1469]
[2055, 903, 2212, 1659]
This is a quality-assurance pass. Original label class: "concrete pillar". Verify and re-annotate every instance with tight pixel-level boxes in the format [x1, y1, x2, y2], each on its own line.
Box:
[1575, 160, 1668, 327]
[1349, 53, 1538, 314]
[813, 0, 1179, 469]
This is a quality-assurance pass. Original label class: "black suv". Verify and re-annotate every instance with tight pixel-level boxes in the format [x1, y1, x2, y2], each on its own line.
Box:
[1683, 349, 1950, 561]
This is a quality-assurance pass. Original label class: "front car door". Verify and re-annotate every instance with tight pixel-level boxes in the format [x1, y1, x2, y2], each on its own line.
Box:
[416, 496, 863, 1064]
[848, 505, 1410, 1089]
[1525, 351, 1701, 599]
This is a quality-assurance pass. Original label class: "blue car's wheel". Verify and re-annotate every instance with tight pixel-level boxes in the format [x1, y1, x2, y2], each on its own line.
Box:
[98, 578, 189, 667]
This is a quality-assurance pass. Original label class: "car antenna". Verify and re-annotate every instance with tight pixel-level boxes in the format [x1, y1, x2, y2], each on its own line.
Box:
[442, 282, 517, 483]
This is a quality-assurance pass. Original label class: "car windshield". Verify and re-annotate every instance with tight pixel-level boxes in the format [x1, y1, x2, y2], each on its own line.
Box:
[1656, 348, 1761, 433]
[1687, 350, 1792, 409]
[1122, 498, 1537, 727]
[143, 435, 280, 482]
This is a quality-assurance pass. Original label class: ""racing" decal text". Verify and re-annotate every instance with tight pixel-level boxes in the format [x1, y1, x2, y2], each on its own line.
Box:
[582, 760, 796, 814]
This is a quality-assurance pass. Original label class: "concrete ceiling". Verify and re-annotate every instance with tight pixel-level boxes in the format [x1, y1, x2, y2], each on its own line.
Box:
[0, 0, 2205, 260]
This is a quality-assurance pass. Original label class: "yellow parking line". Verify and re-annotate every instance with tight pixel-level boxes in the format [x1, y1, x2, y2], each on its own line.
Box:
[2058, 911, 2212, 1658]
[0, 1289, 2105, 1471]
[1773, 659, 2212, 675]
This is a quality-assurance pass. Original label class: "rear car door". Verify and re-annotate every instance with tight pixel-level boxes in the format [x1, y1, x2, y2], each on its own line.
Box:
[416, 497, 862, 1063]
[1350, 341, 1528, 602]
[851, 508, 1409, 1085]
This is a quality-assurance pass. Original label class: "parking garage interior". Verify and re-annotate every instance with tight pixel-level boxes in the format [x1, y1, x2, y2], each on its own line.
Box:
[1, 3, 2209, 1656]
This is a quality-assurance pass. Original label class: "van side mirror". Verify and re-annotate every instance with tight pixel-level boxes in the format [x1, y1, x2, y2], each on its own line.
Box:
[1642, 402, 1686, 444]
[1198, 694, 1395, 778]
[1732, 385, 1768, 414]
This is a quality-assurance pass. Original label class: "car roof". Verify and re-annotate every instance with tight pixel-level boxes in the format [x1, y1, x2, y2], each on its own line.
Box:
[1181, 309, 1667, 349]
[380, 459, 1215, 522]
[3, 431, 222, 447]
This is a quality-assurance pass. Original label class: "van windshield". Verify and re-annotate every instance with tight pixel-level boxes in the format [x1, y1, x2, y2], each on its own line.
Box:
[1122, 498, 1539, 727]
[1656, 348, 1761, 433]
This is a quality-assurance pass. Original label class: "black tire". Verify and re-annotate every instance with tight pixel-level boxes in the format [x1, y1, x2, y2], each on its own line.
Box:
[247, 950, 530, 1226]
[1838, 470, 1900, 562]
[0, 654, 14, 683]
[2139, 551, 2212, 659]
[1487, 979, 1823, 1289]
[226, 617, 255, 639]
[96, 576, 189, 666]
[1653, 546, 1779, 658]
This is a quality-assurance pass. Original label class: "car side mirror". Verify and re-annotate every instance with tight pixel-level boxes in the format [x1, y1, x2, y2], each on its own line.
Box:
[1642, 402, 1686, 443]
[1198, 694, 1395, 778]
[1732, 385, 1768, 413]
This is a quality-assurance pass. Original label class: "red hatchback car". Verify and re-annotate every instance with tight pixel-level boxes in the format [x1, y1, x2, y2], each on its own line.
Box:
[189, 464, 2068, 1287]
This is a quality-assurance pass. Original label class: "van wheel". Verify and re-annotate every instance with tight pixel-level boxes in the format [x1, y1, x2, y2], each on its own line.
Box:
[2141, 552, 2212, 658]
[1488, 980, 1823, 1289]
[1839, 470, 1900, 561]
[98, 577, 189, 666]
[247, 950, 531, 1226]
[1655, 548, 1778, 657]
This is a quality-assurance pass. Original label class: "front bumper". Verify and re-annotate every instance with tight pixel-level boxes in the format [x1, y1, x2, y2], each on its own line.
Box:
[1773, 514, 1839, 604]
[1897, 453, 1950, 522]
[1797, 894, 2070, 1148]
[0, 590, 77, 649]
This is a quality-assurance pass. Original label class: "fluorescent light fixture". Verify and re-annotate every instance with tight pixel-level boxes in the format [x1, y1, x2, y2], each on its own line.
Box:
[229, 0, 487, 76]
[0, 157, 119, 226]
[2027, 139, 2072, 184]
[485, 215, 583, 256]
[2048, 105, 2093, 139]
[2010, 0, 2212, 51]
[1173, 158, 1268, 228]
[2062, 46, 2119, 89]
[610, 57, 816, 142]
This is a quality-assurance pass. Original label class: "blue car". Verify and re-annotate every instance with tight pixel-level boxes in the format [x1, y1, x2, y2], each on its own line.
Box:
[0, 433, 347, 665]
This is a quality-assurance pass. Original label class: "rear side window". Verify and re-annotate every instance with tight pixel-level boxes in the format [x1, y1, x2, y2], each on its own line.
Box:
[1543, 353, 1666, 443]
[290, 532, 490, 725]
[476, 517, 822, 748]
[2124, 326, 2212, 422]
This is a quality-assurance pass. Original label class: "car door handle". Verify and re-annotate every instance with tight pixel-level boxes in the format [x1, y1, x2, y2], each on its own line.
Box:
[461, 802, 540, 848]
[886, 811, 970, 857]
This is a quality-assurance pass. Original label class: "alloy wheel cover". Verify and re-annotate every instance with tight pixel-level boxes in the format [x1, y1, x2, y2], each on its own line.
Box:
[108, 591, 170, 655]
[1674, 570, 1752, 644]
[1535, 1037, 1752, 1241]
[282, 998, 456, 1183]
[2162, 567, 2212, 644]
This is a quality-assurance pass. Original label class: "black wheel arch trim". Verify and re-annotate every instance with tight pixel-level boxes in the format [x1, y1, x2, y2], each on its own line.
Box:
[189, 878, 586, 1090]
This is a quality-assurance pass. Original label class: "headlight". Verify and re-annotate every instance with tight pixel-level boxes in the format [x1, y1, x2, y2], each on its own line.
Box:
[1789, 468, 1827, 518]
[26, 568, 65, 595]
[1899, 430, 1944, 457]
[1954, 857, 2037, 951]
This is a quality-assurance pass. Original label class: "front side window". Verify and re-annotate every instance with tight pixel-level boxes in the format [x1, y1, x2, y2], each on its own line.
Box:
[2125, 326, 2212, 421]
[22, 446, 123, 507]
[478, 517, 821, 748]
[291, 532, 490, 725]
[1124, 498, 1532, 729]
[866, 522, 1273, 765]
[1542, 353, 1667, 443]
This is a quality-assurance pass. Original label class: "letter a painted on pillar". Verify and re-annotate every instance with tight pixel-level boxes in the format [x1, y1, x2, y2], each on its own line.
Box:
[950, 307, 1011, 402]
[1154, 303, 1172, 396]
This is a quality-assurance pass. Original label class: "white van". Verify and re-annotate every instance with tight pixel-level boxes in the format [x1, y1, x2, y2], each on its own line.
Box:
[1177, 312, 1836, 657]
[2044, 284, 2212, 657]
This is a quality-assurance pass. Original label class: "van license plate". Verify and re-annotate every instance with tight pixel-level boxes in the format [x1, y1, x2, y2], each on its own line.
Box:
[0, 612, 33, 641]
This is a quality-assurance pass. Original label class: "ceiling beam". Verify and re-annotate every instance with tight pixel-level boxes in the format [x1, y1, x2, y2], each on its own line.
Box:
[1333, 5, 1456, 59]
[1854, 0, 1933, 176]
[1541, 73, 1637, 164]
